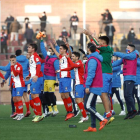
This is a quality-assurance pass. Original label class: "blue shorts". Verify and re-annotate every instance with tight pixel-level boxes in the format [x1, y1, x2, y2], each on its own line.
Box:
[12, 87, 24, 97]
[23, 85, 27, 92]
[30, 77, 43, 94]
[75, 84, 85, 98]
[59, 78, 71, 93]
[102, 73, 112, 94]
[29, 94, 32, 100]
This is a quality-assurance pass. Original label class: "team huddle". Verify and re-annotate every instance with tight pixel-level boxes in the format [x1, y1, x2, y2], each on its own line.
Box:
[0, 29, 140, 132]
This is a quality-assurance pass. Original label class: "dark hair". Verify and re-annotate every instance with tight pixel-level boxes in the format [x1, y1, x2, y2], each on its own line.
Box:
[29, 43, 38, 52]
[36, 29, 39, 31]
[15, 49, 22, 56]
[60, 44, 68, 52]
[87, 43, 94, 48]
[48, 48, 53, 52]
[128, 44, 135, 49]
[72, 51, 80, 59]
[99, 36, 109, 45]
[43, 11, 46, 14]
[10, 55, 16, 59]
[88, 43, 96, 53]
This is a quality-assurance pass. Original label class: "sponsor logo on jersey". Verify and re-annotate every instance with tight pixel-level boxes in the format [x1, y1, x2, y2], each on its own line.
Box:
[17, 91, 20, 95]
[49, 87, 52, 91]
[33, 88, 35, 91]
[65, 87, 68, 90]
[17, 67, 20, 70]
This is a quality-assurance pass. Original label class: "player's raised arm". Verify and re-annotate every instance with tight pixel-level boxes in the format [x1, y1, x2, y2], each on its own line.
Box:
[49, 41, 60, 58]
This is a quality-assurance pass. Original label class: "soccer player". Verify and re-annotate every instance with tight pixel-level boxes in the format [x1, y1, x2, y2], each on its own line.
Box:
[0, 50, 31, 117]
[59, 51, 88, 123]
[83, 29, 114, 123]
[10, 55, 25, 120]
[112, 44, 138, 119]
[112, 56, 125, 115]
[83, 44, 108, 132]
[26, 43, 44, 122]
[50, 43, 74, 121]
[40, 38, 59, 116]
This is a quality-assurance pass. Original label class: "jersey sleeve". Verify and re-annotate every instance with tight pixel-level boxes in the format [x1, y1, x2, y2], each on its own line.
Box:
[0, 71, 5, 79]
[68, 58, 82, 68]
[11, 65, 22, 76]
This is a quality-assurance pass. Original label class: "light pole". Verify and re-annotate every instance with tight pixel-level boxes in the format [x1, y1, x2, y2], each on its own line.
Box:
[83, 0, 86, 52]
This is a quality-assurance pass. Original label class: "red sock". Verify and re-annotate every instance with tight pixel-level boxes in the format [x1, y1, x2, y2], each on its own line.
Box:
[17, 100, 23, 114]
[66, 97, 73, 112]
[110, 96, 113, 110]
[25, 102, 30, 112]
[78, 102, 87, 118]
[14, 102, 18, 114]
[33, 97, 42, 116]
[30, 100, 34, 109]
[63, 98, 69, 112]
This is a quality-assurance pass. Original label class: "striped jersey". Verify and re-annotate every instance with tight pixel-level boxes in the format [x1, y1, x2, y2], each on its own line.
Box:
[10, 62, 25, 88]
[59, 54, 71, 78]
[29, 52, 43, 78]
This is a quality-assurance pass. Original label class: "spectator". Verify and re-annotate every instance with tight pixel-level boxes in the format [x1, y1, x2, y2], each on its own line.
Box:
[133, 36, 140, 45]
[121, 35, 128, 51]
[22, 17, 30, 33]
[127, 28, 136, 44]
[9, 18, 22, 42]
[113, 44, 120, 52]
[56, 36, 65, 46]
[39, 11, 47, 31]
[70, 12, 79, 34]
[24, 23, 34, 44]
[100, 9, 113, 33]
[1, 31, 8, 59]
[79, 33, 88, 49]
[104, 23, 115, 47]
[61, 27, 69, 42]
[5, 14, 14, 35]
[43, 30, 48, 42]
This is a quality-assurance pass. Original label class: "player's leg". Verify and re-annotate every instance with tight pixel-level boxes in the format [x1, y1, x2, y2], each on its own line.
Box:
[114, 87, 126, 115]
[23, 85, 31, 117]
[124, 81, 137, 120]
[75, 84, 88, 123]
[101, 74, 114, 120]
[10, 86, 16, 118]
[47, 80, 59, 116]
[31, 77, 44, 122]
[15, 87, 24, 120]
[133, 85, 140, 115]
[70, 79, 79, 117]
[44, 80, 53, 115]
[84, 93, 108, 131]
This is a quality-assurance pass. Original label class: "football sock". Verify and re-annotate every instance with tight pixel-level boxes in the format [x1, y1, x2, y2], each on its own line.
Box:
[66, 97, 73, 112]
[25, 102, 30, 112]
[30, 100, 34, 109]
[62, 98, 69, 112]
[53, 105, 58, 112]
[14, 102, 18, 114]
[17, 100, 23, 114]
[48, 106, 53, 112]
[33, 97, 42, 116]
[110, 96, 113, 110]
[78, 102, 87, 118]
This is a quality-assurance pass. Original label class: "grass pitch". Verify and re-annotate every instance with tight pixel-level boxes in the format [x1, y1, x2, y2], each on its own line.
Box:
[0, 104, 140, 140]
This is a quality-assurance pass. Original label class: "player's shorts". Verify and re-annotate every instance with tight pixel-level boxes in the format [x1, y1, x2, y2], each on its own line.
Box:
[29, 94, 32, 100]
[102, 73, 112, 94]
[75, 84, 85, 98]
[59, 77, 71, 93]
[23, 85, 27, 93]
[44, 80, 56, 92]
[30, 77, 43, 94]
[12, 87, 24, 97]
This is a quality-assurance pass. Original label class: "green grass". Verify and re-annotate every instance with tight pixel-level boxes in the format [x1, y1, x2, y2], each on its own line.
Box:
[0, 104, 140, 140]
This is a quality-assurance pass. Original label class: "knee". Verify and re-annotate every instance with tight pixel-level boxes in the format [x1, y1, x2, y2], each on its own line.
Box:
[13, 97, 17, 102]
[61, 94, 65, 99]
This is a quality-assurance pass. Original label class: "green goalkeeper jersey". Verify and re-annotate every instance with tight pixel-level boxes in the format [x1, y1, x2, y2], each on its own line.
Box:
[90, 37, 113, 73]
